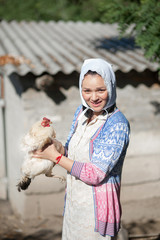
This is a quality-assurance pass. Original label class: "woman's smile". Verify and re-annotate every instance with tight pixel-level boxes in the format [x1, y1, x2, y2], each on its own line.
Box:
[90, 100, 102, 107]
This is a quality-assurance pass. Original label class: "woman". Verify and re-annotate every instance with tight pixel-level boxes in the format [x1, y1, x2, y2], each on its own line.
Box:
[34, 58, 130, 239]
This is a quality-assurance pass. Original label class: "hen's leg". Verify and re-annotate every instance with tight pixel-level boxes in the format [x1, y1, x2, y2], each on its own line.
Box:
[45, 170, 66, 182]
[53, 175, 66, 182]
[45, 170, 53, 177]
[17, 176, 31, 192]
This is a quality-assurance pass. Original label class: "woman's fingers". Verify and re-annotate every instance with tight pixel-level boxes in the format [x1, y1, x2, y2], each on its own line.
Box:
[32, 149, 43, 158]
[31, 143, 60, 161]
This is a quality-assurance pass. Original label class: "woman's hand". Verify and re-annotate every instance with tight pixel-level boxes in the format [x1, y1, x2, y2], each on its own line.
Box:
[33, 140, 74, 172]
[33, 143, 60, 163]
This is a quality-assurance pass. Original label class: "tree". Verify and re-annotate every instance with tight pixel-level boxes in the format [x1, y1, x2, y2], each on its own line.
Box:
[0, 0, 101, 22]
[99, 0, 160, 66]
[0, 0, 159, 67]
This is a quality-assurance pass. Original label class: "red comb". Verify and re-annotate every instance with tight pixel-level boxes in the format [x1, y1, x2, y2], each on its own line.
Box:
[43, 117, 50, 121]
[41, 117, 51, 127]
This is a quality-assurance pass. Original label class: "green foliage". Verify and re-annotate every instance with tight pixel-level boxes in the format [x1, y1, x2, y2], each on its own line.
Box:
[0, 0, 102, 22]
[0, 0, 159, 66]
[99, 0, 160, 65]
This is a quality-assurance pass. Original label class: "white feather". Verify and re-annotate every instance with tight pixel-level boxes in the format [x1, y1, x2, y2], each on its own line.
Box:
[17, 117, 65, 191]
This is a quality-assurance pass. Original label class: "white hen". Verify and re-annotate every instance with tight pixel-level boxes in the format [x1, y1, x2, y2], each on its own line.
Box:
[17, 117, 65, 192]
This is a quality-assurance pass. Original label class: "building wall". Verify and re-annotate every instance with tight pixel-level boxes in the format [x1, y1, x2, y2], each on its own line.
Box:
[3, 71, 160, 219]
[3, 72, 82, 219]
[4, 74, 27, 214]
[116, 71, 160, 209]
[0, 98, 7, 199]
[17, 73, 81, 219]
[0, 74, 7, 199]
[116, 70, 160, 157]
[117, 84, 160, 157]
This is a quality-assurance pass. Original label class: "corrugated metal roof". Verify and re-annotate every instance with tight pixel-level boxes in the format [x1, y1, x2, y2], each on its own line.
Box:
[0, 20, 159, 76]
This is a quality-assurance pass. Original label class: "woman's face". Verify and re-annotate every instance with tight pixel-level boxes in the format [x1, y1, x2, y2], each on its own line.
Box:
[82, 74, 108, 114]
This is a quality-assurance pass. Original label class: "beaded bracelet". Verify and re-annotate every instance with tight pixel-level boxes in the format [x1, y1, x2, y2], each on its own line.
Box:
[55, 154, 63, 164]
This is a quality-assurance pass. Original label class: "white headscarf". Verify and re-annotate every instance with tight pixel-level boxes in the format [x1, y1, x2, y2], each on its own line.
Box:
[79, 58, 116, 112]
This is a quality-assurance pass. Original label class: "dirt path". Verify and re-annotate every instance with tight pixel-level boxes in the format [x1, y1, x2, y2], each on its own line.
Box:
[0, 198, 160, 240]
[0, 200, 62, 240]
[122, 197, 160, 239]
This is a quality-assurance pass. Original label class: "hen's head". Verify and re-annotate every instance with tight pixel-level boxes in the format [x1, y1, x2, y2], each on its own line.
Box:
[22, 117, 56, 152]
[31, 117, 56, 138]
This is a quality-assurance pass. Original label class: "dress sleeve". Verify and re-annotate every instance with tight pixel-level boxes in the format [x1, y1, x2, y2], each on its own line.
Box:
[70, 122, 130, 185]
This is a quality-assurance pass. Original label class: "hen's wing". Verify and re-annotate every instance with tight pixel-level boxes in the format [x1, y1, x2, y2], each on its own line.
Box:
[21, 157, 54, 178]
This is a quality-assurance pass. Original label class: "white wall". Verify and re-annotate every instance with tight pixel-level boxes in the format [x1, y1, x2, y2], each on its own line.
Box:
[117, 84, 160, 157]
[0, 98, 7, 199]
[4, 74, 26, 214]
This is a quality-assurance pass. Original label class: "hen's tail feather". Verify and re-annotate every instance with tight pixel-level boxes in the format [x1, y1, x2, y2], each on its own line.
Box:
[17, 177, 31, 192]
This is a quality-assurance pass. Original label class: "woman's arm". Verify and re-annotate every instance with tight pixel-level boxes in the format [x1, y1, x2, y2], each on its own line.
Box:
[70, 122, 130, 185]
[33, 123, 129, 185]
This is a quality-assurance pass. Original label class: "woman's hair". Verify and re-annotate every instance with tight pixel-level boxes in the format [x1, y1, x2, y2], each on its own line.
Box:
[84, 70, 100, 77]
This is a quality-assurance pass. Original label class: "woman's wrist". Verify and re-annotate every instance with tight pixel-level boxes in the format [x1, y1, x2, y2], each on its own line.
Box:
[52, 151, 61, 163]
[55, 155, 74, 173]
[55, 154, 63, 164]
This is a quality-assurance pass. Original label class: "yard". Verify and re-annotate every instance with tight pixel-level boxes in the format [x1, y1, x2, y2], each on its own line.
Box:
[0, 196, 160, 240]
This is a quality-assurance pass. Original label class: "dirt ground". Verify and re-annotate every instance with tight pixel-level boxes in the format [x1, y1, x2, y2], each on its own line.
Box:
[0, 198, 160, 240]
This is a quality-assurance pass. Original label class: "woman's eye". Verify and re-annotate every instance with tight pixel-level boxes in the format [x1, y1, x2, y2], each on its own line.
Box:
[98, 89, 105, 92]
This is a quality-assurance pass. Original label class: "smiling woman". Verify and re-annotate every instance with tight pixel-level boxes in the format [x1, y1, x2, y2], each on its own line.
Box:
[33, 58, 130, 240]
